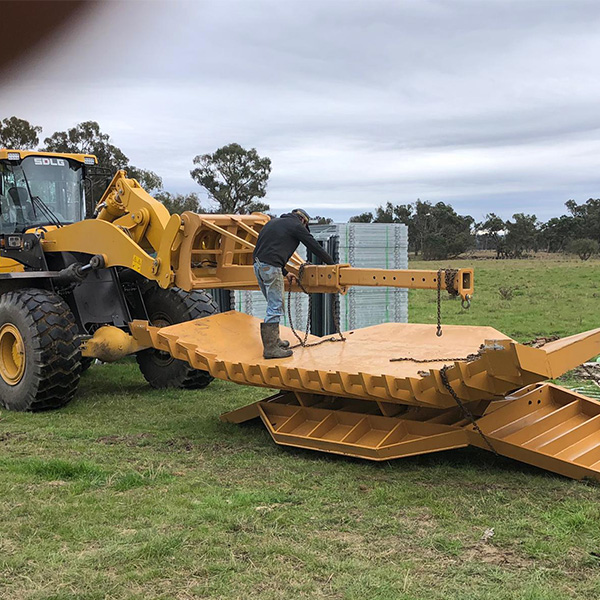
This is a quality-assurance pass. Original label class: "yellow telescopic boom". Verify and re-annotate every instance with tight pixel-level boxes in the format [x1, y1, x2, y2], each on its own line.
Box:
[41, 170, 474, 300]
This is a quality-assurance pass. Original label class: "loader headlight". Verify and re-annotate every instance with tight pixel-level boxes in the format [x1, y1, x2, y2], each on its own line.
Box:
[6, 235, 22, 248]
[84, 157, 95, 165]
[7, 152, 20, 161]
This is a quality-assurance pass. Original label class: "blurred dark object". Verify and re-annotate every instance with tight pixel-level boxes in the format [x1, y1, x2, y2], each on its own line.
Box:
[0, 1, 93, 74]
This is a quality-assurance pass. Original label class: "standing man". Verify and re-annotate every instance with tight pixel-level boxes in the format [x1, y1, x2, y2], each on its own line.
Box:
[253, 209, 335, 359]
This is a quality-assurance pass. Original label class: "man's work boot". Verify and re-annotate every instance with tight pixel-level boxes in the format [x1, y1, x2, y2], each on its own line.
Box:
[261, 322, 293, 359]
[278, 338, 291, 349]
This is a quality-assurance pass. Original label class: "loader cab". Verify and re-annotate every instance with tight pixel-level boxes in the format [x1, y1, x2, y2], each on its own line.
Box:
[0, 150, 96, 234]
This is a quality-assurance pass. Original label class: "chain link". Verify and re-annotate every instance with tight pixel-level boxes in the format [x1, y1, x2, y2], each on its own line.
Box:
[439, 365, 498, 455]
[436, 268, 459, 337]
[390, 351, 482, 363]
[287, 263, 346, 349]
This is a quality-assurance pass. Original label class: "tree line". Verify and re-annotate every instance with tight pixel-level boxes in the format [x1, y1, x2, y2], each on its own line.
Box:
[349, 201, 600, 260]
[1, 115, 598, 260]
[0, 116, 271, 216]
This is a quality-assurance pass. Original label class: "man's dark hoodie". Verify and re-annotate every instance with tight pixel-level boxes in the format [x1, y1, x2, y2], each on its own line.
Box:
[253, 213, 335, 273]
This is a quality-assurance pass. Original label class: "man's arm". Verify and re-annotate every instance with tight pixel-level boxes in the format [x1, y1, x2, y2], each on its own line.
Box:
[295, 224, 335, 265]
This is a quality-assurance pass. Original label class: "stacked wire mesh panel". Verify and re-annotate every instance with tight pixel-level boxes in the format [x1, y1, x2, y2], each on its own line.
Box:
[313, 223, 408, 331]
[233, 222, 408, 332]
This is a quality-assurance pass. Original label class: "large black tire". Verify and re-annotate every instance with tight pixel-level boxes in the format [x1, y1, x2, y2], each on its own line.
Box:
[136, 286, 218, 389]
[0, 289, 81, 411]
[80, 357, 94, 373]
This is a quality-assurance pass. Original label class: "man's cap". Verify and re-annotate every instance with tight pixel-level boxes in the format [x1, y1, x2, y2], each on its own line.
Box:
[292, 208, 311, 222]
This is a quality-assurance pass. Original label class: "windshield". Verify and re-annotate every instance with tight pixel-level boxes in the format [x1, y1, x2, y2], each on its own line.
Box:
[0, 156, 85, 233]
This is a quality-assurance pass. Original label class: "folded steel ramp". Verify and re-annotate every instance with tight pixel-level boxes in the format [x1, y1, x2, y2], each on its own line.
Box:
[130, 312, 600, 480]
[223, 385, 600, 480]
[130, 312, 600, 409]
[469, 383, 600, 480]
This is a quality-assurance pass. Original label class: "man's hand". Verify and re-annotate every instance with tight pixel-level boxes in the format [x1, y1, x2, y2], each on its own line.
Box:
[286, 273, 297, 285]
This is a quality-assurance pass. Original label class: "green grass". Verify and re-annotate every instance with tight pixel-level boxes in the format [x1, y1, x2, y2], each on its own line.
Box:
[1, 256, 600, 599]
[409, 255, 600, 341]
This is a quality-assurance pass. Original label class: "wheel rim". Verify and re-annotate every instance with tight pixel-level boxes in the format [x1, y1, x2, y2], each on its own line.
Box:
[0, 324, 25, 385]
[150, 314, 176, 366]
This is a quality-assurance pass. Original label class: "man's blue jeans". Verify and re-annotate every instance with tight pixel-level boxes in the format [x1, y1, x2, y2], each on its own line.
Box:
[254, 260, 284, 324]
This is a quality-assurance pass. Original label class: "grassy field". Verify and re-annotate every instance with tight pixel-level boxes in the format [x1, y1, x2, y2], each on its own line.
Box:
[1, 257, 600, 599]
[409, 254, 600, 341]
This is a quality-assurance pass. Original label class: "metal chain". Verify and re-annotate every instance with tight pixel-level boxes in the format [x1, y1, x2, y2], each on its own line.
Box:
[436, 268, 459, 337]
[439, 365, 498, 456]
[287, 263, 346, 349]
[445, 269, 460, 297]
[390, 351, 482, 363]
[436, 269, 443, 337]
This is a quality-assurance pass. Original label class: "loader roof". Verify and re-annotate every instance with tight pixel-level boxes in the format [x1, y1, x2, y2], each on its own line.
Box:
[0, 149, 97, 164]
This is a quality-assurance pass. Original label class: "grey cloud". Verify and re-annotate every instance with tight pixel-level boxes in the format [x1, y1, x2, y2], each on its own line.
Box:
[1, 0, 600, 222]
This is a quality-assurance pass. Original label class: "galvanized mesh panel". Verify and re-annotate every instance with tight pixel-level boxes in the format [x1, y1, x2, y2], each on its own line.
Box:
[234, 223, 408, 331]
[323, 224, 408, 330]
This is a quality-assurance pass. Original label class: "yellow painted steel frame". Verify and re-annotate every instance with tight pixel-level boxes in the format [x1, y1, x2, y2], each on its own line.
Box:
[41, 171, 182, 289]
[34, 170, 474, 298]
[222, 383, 600, 480]
[172, 210, 474, 299]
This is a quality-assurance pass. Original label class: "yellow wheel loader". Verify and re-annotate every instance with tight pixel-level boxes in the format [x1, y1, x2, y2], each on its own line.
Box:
[1, 148, 600, 481]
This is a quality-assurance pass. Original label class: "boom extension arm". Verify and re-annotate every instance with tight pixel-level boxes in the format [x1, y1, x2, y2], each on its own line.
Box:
[41, 172, 473, 299]
[172, 212, 473, 300]
[290, 264, 473, 299]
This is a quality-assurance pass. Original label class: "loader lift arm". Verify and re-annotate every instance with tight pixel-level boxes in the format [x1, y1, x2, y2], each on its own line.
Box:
[40, 170, 473, 299]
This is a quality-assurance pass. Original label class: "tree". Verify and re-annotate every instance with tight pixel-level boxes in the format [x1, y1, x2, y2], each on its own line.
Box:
[373, 203, 395, 223]
[154, 191, 201, 215]
[312, 216, 333, 225]
[476, 213, 506, 251]
[43, 121, 162, 192]
[126, 167, 163, 194]
[568, 238, 599, 261]
[566, 198, 600, 243]
[419, 202, 474, 260]
[503, 213, 539, 258]
[538, 215, 581, 253]
[351, 200, 472, 258]
[0, 116, 42, 149]
[349, 212, 373, 223]
[190, 143, 271, 214]
[43, 121, 162, 216]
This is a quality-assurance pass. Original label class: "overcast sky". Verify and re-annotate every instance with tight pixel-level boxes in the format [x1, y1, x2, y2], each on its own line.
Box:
[2, 0, 600, 222]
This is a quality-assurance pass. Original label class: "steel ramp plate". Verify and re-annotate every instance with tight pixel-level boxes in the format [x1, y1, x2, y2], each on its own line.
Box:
[223, 386, 600, 480]
[252, 394, 468, 461]
[130, 312, 600, 409]
[468, 383, 600, 480]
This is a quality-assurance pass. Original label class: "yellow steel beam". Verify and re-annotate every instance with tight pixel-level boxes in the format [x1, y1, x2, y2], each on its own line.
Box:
[295, 264, 473, 299]
[41, 220, 161, 281]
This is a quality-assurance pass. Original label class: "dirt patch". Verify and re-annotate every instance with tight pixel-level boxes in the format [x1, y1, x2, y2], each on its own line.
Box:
[0, 431, 27, 442]
[95, 433, 154, 446]
[164, 438, 195, 452]
[463, 542, 533, 568]
[570, 364, 600, 382]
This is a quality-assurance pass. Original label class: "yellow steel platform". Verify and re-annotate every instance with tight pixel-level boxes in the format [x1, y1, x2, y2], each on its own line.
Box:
[130, 311, 600, 480]
[222, 385, 600, 480]
[131, 311, 600, 409]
